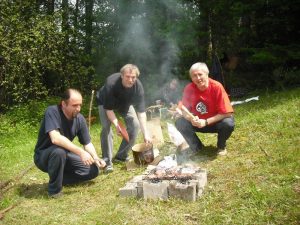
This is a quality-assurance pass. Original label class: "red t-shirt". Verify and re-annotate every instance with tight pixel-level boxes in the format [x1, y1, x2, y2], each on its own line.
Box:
[182, 78, 233, 119]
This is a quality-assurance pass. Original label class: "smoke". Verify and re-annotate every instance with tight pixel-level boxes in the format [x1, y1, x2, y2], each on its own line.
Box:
[118, 13, 155, 71]
[116, 1, 186, 104]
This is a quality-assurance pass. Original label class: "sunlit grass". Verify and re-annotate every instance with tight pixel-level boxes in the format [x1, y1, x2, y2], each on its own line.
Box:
[0, 88, 299, 224]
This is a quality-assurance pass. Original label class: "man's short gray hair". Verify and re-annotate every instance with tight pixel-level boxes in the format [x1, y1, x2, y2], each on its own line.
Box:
[120, 64, 140, 77]
[189, 62, 209, 76]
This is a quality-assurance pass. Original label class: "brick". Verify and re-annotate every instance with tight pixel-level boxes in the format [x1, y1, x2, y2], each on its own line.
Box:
[189, 180, 204, 197]
[143, 180, 169, 200]
[136, 181, 144, 198]
[119, 182, 137, 197]
[192, 169, 207, 189]
[168, 181, 196, 201]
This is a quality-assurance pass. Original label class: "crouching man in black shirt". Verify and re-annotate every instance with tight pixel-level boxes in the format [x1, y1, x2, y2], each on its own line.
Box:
[34, 89, 106, 198]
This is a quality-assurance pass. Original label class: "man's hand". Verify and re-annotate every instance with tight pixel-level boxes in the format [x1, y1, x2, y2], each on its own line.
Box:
[191, 116, 207, 128]
[144, 133, 152, 144]
[115, 124, 122, 136]
[80, 150, 94, 166]
[84, 142, 105, 168]
[94, 158, 106, 169]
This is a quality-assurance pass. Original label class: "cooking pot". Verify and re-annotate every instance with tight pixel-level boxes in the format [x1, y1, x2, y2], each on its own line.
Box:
[132, 143, 154, 165]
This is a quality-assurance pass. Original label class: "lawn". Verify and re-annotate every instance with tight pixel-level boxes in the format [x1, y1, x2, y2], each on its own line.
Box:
[0, 88, 299, 225]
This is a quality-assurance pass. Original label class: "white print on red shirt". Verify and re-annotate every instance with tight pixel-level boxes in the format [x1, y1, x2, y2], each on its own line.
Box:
[196, 102, 208, 114]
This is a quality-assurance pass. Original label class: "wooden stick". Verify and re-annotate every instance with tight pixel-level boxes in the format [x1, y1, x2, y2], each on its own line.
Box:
[0, 204, 16, 220]
[0, 164, 35, 198]
[88, 90, 95, 132]
[259, 146, 271, 158]
[178, 101, 196, 120]
[181, 105, 196, 120]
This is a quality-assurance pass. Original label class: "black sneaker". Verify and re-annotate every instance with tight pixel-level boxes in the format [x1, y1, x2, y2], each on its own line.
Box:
[113, 157, 129, 163]
[104, 165, 114, 173]
[48, 192, 63, 199]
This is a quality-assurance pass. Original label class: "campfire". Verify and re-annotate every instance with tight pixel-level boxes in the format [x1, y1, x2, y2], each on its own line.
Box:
[118, 102, 207, 201]
[119, 164, 207, 201]
[144, 166, 197, 183]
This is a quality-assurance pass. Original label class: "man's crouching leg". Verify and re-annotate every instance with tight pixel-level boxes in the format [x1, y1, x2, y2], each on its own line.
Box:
[62, 151, 99, 186]
[34, 146, 67, 197]
[216, 116, 235, 150]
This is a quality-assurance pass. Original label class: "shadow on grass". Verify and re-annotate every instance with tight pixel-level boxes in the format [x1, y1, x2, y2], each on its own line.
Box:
[177, 145, 218, 165]
[201, 145, 220, 157]
[191, 145, 218, 163]
[17, 183, 48, 199]
[17, 180, 97, 199]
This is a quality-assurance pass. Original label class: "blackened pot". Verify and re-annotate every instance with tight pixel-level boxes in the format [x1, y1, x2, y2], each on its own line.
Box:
[132, 143, 154, 165]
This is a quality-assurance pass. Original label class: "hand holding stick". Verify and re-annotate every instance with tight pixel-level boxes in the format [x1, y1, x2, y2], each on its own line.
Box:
[177, 101, 196, 120]
[116, 120, 130, 143]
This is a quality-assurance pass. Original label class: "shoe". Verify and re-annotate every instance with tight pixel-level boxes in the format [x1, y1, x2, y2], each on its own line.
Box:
[104, 165, 114, 173]
[113, 157, 129, 163]
[217, 148, 227, 156]
[49, 192, 63, 199]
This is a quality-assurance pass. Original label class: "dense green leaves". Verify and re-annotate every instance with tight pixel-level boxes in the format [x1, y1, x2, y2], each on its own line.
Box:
[0, 0, 299, 111]
[0, 0, 94, 111]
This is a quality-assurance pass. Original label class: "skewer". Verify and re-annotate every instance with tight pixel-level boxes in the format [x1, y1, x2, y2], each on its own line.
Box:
[177, 101, 196, 120]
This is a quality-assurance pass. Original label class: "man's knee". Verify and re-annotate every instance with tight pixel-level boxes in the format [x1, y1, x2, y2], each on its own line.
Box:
[49, 147, 67, 165]
[101, 125, 111, 135]
[220, 117, 235, 132]
[126, 116, 139, 134]
[175, 117, 189, 132]
[89, 164, 99, 180]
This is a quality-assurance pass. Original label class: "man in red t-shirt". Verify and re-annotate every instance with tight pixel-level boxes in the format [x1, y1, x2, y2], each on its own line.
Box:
[175, 62, 234, 156]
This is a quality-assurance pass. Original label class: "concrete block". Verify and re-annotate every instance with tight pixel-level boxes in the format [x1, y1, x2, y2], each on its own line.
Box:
[136, 181, 144, 198]
[168, 181, 196, 201]
[190, 180, 204, 197]
[119, 182, 137, 197]
[143, 180, 169, 200]
[192, 169, 207, 189]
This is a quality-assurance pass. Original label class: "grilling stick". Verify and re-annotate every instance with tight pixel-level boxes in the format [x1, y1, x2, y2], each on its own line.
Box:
[177, 101, 196, 120]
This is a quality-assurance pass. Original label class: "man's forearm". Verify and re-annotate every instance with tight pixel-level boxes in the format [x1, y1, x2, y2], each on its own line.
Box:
[106, 110, 118, 127]
[49, 130, 85, 156]
[206, 113, 233, 125]
[84, 143, 99, 159]
[137, 112, 148, 137]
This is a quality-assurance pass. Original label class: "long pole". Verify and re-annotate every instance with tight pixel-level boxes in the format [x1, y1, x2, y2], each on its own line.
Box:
[88, 90, 94, 131]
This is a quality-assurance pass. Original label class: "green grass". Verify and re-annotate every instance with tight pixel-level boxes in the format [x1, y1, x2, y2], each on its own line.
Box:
[0, 88, 299, 224]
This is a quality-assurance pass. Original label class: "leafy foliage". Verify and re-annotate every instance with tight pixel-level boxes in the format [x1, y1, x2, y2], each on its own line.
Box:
[0, 0, 299, 111]
[0, 0, 94, 111]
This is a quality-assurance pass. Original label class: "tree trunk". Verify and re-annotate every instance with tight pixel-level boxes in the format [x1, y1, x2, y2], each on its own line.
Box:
[62, 0, 69, 44]
[207, 8, 213, 61]
[74, 0, 79, 30]
[85, 0, 94, 55]
[47, 0, 55, 14]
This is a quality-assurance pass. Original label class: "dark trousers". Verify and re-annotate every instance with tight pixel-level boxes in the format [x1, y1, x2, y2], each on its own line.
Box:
[175, 116, 235, 152]
[34, 146, 99, 195]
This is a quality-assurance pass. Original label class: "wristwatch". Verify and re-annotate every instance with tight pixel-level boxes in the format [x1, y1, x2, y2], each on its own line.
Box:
[205, 119, 208, 126]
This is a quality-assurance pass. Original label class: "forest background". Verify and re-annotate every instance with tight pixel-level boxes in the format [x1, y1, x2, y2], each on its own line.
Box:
[0, 0, 299, 111]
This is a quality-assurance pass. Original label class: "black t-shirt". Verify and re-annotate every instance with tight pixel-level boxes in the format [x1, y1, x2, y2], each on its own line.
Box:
[97, 73, 146, 113]
[34, 105, 90, 153]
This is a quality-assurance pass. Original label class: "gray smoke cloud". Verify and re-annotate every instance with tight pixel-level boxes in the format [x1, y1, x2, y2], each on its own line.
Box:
[117, 1, 190, 104]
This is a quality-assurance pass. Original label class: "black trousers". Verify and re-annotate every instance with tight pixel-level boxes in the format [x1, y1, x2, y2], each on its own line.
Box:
[34, 146, 99, 195]
[175, 116, 235, 152]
